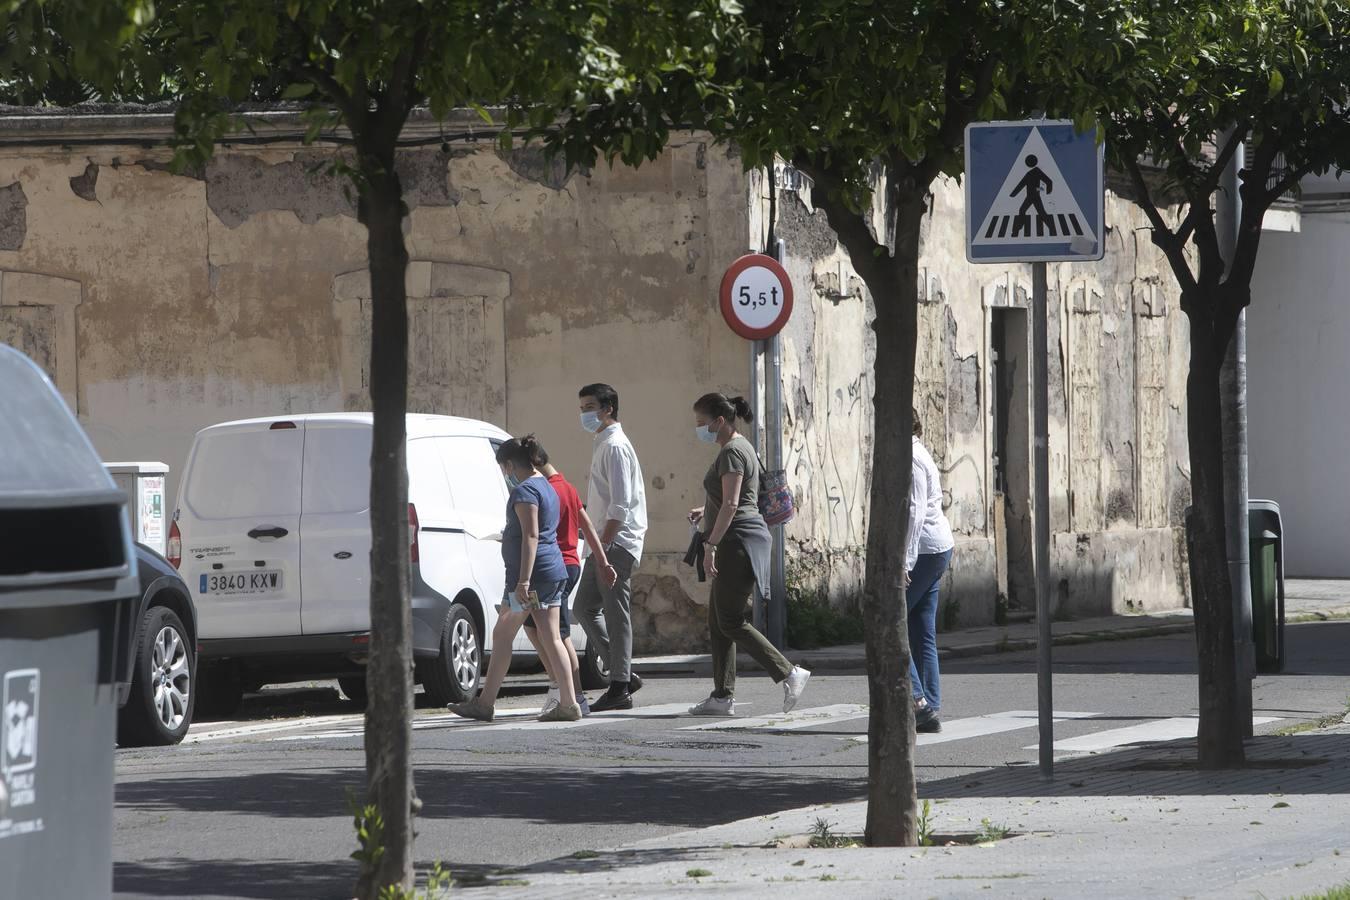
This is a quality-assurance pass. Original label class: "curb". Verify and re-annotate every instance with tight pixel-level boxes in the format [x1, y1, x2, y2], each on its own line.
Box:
[633, 621, 1196, 675]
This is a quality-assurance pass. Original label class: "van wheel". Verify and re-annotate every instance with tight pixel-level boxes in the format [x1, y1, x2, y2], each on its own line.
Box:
[195, 660, 244, 720]
[338, 676, 368, 706]
[580, 639, 609, 691]
[117, 607, 195, 746]
[419, 603, 481, 706]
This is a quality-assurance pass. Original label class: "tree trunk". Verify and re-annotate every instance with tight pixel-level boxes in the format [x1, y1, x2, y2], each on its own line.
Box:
[355, 150, 417, 898]
[860, 204, 923, 847]
[1183, 300, 1245, 769]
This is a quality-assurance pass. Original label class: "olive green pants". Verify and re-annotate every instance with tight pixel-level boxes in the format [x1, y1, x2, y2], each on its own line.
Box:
[709, 539, 793, 698]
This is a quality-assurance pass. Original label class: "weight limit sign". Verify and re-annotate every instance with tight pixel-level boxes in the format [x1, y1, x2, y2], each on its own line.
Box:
[719, 253, 794, 341]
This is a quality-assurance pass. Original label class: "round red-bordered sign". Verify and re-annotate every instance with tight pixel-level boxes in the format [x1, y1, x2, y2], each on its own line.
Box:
[719, 253, 794, 340]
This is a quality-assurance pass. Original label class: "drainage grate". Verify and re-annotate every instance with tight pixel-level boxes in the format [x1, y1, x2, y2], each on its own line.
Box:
[641, 739, 764, 752]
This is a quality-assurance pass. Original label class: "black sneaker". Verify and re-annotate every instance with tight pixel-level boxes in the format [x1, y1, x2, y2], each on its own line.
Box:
[589, 690, 633, 713]
[915, 706, 942, 733]
[628, 673, 644, 694]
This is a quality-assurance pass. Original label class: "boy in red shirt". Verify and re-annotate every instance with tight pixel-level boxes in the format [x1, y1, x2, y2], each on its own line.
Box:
[523, 441, 617, 715]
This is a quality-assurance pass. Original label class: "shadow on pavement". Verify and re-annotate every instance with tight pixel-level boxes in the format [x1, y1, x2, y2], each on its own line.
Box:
[115, 858, 356, 899]
[922, 731, 1350, 799]
[116, 765, 868, 827]
[945, 620, 1350, 678]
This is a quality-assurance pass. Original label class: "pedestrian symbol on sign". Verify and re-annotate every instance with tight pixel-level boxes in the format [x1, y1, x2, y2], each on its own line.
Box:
[1011, 155, 1053, 231]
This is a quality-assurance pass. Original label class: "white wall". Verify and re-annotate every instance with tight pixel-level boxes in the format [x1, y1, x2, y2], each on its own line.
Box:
[1249, 213, 1350, 576]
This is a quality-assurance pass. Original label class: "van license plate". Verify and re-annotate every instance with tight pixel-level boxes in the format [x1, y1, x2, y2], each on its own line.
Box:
[200, 571, 283, 595]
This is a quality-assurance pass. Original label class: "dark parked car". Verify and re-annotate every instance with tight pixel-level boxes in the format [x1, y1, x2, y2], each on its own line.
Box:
[116, 543, 198, 746]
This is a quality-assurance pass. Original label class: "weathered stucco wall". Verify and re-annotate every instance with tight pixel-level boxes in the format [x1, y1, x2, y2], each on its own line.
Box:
[758, 168, 1192, 628]
[0, 115, 1193, 650]
[0, 125, 748, 652]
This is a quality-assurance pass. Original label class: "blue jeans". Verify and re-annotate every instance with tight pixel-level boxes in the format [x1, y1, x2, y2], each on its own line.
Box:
[907, 550, 952, 710]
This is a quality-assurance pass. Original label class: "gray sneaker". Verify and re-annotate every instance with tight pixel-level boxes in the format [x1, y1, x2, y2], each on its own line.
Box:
[783, 666, 811, 713]
[539, 702, 582, 722]
[688, 695, 735, 716]
[447, 696, 494, 722]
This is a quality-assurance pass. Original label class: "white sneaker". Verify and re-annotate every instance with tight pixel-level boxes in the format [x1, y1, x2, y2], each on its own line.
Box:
[546, 683, 560, 703]
[541, 695, 560, 716]
[688, 695, 735, 716]
[783, 666, 811, 713]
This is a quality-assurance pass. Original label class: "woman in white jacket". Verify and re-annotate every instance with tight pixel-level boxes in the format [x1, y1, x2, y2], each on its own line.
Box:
[906, 411, 955, 733]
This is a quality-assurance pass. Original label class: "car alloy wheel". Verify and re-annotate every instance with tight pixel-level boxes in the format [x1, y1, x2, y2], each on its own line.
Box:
[450, 615, 479, 692]
[151, 624, 191, 731]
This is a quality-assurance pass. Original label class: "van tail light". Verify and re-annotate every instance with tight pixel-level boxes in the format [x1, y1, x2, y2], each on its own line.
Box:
[408, 503, 420, 564]
[167, 519, 182, 569]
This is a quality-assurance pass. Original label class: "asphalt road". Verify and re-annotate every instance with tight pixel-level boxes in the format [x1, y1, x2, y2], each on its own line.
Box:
[113, 621, 1350, 899]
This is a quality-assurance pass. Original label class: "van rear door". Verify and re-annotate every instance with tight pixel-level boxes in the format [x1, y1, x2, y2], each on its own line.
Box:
[437, 436, 508, 651]
[179, 420, 304, 639]
[299, 421, 373, 636]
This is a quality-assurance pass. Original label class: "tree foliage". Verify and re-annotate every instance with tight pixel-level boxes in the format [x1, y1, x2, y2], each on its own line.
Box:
[0, 0, 152, 104]
[1075, 0, 1350, 768]
[525, 0, 1153, 848]
[139, 2, 749, 896]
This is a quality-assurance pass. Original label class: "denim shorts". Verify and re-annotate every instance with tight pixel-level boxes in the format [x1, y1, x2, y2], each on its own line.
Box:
[500, 577, 568, 615]
[522, 565, 580, 638]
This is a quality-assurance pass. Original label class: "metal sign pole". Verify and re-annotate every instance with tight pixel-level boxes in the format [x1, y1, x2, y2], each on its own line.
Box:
[750, 334, 766, 632]
[768, 238, 788, 649]
[1032, 261, 1054, 778]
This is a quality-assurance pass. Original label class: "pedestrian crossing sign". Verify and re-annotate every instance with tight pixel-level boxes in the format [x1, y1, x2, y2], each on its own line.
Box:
[965, 120, 1104, 263]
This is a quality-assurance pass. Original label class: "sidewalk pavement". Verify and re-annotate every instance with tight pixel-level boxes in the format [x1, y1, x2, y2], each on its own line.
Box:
[634, 579, 1350, 675]
[473, 720, 1350, 898]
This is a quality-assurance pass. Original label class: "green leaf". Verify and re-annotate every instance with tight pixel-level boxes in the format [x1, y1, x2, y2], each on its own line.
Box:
[1268, 68, 1284, 96]
[281, 82, 315, 100]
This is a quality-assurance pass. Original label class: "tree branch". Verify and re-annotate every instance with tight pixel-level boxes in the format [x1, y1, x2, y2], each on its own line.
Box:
[798, 155, 887, 285]
[300, 61, 364, 131]
[1225, 137, 1289, 292]
[1125, 154, 1197, 295]
[1264, 159, 1310, 207]
[1192, 197, 1223, 286]
[385, 21, 429, 119]
[914, 49, 996, 188]
[1201, 123, 1251, 199]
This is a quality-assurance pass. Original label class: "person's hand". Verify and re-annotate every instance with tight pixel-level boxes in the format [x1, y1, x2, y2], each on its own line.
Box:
[688, 506, 704, 525]
[706, 545, 718, 579]
[902, 569, 912, 590]
[515, 581, 532, 605]
[600, 562, 618, 589]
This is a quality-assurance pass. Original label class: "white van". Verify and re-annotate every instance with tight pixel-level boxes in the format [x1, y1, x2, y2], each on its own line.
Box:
[169, 413, 601, 715]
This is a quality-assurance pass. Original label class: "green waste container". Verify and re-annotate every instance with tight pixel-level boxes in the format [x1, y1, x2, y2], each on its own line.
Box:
[1248, 500, 1285, 674]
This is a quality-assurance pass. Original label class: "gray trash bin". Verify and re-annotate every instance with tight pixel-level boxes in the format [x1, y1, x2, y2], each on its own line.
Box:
[0, 345, 138, 900]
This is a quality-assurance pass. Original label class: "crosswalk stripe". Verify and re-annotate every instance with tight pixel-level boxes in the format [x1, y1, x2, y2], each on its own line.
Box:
[269, 702, 700, 742]
[848, 710, 1099, 746]
[682, 704, 870, 732]
[983, 213, 1084, 240]
[1026, 715, 1281, 754]
[187, 714, 362, 743]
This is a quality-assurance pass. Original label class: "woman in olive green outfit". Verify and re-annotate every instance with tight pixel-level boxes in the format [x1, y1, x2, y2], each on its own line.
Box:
[686, 393, 811, 716]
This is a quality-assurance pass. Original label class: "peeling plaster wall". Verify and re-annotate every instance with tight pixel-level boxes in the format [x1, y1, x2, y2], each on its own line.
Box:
[757, 171, 1192, 627]
[0, 123, 1193, 651]
[0, 133, 747, 654]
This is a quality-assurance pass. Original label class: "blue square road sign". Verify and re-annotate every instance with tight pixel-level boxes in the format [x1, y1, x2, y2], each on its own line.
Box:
[965, 120, 1104, 263]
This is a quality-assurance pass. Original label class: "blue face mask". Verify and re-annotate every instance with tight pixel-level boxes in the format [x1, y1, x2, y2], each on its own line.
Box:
[505, 473, 521, 490]
[695, 423, 719, 444]
[580, 411, 603, 434]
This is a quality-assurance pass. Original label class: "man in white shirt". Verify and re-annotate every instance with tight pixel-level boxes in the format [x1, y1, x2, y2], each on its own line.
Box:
[906, 412, 955, 733]
[574, 383, 648, 711]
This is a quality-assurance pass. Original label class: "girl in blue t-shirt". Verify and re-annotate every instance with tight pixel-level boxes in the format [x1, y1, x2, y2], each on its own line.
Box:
[448, 434, 581, 723]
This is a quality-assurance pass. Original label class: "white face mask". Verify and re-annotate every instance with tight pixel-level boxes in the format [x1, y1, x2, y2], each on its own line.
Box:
[695, 422, 719, 444]
[580, 411, 603, 434]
